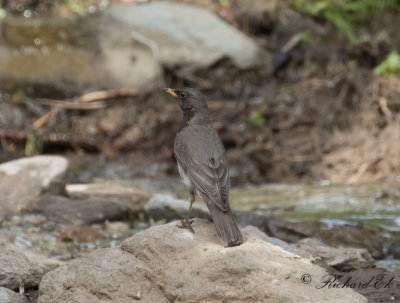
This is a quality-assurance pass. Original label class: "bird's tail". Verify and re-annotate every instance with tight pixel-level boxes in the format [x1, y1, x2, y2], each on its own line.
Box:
[207, 201, 243, 246]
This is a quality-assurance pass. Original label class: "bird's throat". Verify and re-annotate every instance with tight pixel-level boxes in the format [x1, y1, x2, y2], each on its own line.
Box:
[178, 110, 195, 132]
[178, 109, 210, 132]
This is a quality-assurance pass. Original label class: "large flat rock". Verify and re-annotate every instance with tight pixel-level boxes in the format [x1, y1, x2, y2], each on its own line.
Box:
[0, 156, 68, 215]
[38, 219, 366, 303]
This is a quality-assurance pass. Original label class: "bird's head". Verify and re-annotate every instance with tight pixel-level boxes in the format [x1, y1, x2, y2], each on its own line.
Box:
[163, 87, 208, 112]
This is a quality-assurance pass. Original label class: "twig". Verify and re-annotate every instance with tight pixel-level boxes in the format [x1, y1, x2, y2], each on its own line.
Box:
[0, 128, 99, 151]
[78, 88, 138, 103]
[36, 99, 106, 110]
[34, 88, 138, 110]
[291, 79, 335, 91]
[378, 97, 393, 121]
[281, 33, 303, 53]
[19, 276, 25, 295]
[0, 128, 25, 140]
[32, 108, 60, 130]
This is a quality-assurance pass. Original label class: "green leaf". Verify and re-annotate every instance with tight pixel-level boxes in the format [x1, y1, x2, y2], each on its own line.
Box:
[0, 8, 6, 19]
[249, 112, 267, 127]
[324, 10, 357, 43]
[374, 50, 400, 77]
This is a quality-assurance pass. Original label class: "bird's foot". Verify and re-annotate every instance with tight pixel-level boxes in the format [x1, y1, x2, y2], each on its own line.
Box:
[177, 219, 195, 233]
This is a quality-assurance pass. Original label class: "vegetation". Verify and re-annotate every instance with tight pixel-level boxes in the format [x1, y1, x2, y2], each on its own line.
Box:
[374, 50, 400, 77]
[293, 0, 400, 43]
[249, 112, 267, 127]
[25, 131, 43, 156]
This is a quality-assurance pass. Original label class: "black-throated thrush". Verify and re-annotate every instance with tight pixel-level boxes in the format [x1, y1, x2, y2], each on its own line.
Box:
[164, 87, 243, 246]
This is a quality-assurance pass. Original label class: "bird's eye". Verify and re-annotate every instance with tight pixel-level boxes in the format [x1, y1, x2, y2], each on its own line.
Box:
[179, 92, 187, 98]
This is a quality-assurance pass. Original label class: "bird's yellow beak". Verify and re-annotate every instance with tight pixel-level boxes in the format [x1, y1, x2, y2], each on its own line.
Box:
[163, 88, 178, 98]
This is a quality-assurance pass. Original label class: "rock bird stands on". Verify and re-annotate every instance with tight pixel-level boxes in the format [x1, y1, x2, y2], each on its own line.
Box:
[164, 87, 243, 246]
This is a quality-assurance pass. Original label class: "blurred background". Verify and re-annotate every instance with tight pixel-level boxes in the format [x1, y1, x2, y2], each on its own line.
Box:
[1, 0, 400, 184]
[1, 0, 400, 294]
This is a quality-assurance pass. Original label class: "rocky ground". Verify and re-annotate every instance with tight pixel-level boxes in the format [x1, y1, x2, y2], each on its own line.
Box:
[1, 155, 399, 302]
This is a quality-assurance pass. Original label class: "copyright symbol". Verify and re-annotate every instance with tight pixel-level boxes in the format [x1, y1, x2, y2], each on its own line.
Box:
[301, 274, 312, 284]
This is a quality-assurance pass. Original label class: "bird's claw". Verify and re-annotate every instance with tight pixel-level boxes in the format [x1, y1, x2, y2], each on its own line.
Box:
[177, 219, 195, 233]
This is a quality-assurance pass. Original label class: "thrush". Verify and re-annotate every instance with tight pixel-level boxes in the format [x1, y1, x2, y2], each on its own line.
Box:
[164, 87, 243, 246]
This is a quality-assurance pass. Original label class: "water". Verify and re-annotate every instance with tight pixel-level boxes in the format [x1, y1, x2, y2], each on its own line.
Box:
[229, 183, 400, 231]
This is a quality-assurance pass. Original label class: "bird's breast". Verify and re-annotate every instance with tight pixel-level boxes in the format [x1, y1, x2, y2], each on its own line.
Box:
[177, 162, 192, 188]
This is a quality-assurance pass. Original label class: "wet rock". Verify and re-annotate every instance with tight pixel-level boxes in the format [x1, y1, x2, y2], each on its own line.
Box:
[0, 2, 267, 97]
[0, 287, 29, 303]
[27, 195, 130, 224]
[38, 219, 367, 303]
[377, 260, 400, 272]
[293, 238, 375, 271]
[0, 156, 68, 215]
[65, 182, 152, 213]
[0, 241, 61, 291]
[0, 15, 158, 96]
[263, 218, 400, 259]
[144, 194, 210, 221]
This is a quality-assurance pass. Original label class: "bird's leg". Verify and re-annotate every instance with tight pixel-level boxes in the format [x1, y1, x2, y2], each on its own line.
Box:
[177, 191, 195, 233]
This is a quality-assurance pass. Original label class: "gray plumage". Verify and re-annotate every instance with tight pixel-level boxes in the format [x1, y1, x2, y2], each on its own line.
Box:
[167, 87, 243, 246]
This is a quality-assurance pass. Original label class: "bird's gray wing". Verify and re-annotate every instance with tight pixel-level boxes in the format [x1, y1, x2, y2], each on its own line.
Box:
[175, 138, 229, 212]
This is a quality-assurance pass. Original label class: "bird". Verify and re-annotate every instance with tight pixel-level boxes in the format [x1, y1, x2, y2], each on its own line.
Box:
[164, 87, 243, 246]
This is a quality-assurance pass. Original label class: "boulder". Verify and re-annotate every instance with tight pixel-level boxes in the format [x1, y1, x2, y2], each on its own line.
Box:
[38, 219, 366, 303]
[0, 2, 268, 97]
[27, 195, 130, 224]
[65, 181, 152, 213]
[0, 156, 68, 215]
[0, 241, 62, 291]
[108, 2, 268, 70]
[262, 217, 399, 259]
[293, 238, 375, 271]
[0, 13, 158, 95]
[0, 287, 29, 303]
